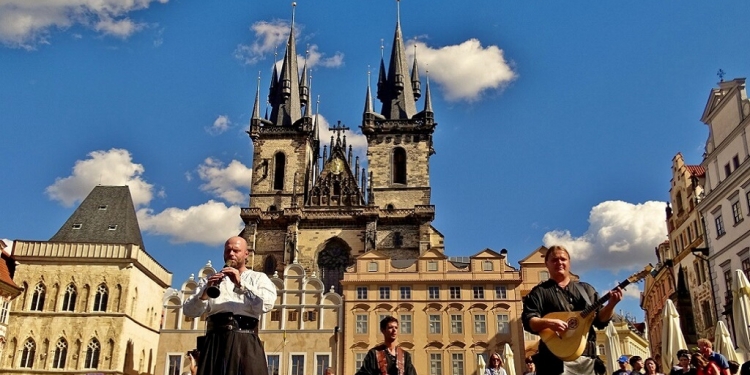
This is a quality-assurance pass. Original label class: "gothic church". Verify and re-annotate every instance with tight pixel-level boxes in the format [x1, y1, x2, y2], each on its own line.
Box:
[240, 4, 441, 293]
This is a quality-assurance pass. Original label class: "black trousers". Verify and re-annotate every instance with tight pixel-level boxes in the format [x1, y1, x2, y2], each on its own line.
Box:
[198, 316, 267, 375]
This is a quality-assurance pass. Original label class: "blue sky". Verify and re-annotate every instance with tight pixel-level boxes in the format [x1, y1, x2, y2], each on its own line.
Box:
[2, 0, 748, 319]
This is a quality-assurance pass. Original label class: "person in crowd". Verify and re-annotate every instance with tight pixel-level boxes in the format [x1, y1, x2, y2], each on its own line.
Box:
[183, 236, 277, 375]
[697, 339, 730, 375]
[522, 245, 623, 375]
[630, 356, 644, 374]
[354, 316, 417, 375]
[613, 355, 630, 375]
[486, 352, 507, 375]
[670, 352, 696, 375]
[691, 353, 721, 375]
[643, 358, 664, 375]
[739, 360, 750, 375]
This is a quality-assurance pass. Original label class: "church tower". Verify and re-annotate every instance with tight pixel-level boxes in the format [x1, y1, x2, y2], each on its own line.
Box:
[241, 3, 441, 293]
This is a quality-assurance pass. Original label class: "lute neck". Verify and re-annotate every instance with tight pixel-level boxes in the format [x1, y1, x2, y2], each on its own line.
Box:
[581, 279, 632, 317]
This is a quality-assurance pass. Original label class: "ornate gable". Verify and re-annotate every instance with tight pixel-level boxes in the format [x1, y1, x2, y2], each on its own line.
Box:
[306, 125, 366, 207]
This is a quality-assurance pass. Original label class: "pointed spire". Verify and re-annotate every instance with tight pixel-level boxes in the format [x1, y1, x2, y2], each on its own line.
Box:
[411, 44, 421, 100]
[268, 55, 279, 107]
[380, 0, 417, 119]
[368, 171, 374, 205]
[423, 70, 433, 115]
[364, 68, 374, 115]
[251, 72, 262, 121]
[303, 74, 313, 118]
[355, 156, 360, 182]
[312, 95, 320, 140]
[300, 45, 310, 106]
[377, 40, 386, 101]
[348, 145, 353, 166]
[269, 2, 302, 126]
[322, 145, 328, 162]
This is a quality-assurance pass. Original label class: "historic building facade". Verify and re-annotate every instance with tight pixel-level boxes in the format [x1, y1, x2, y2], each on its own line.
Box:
[593, 315, 649, 365]
[665, 153, 715, 342]
[341, 248, 525, 374]
[156, 263, 343, 375]
[1, 186, 172, 375]
[641, 241, 676, 360]
[696, 77, 750, 341]
[0, 240, 23, 362]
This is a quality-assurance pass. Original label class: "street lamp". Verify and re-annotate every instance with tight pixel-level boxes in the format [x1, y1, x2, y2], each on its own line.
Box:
[691, 247, 720, 326]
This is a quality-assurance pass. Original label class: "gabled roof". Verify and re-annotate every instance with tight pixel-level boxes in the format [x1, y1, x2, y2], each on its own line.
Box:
[50, 185, 145, 249]
[700, 78, 746, 124]
[519, 246, 548, 264]
[471, 248, 505, 258]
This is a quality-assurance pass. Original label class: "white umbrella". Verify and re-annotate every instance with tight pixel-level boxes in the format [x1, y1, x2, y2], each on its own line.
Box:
[477, 354, 486, 375]
[661, 299, 688, 372]
[714, 320, 740, 362]
[502, 343, 516, 375]
[604, 321, 624, 375]
[733, 269, 750, 362]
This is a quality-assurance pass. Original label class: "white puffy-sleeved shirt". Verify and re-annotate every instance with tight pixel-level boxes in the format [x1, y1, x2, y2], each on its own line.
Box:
[183, 269, 277, 319]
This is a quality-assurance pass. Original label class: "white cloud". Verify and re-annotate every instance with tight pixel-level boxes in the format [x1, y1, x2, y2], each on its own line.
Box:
[197, 158, 253, 204]
[46, 148, 154, 208]
[0, 0, 168, 49]
[407, 39, 516, 102]
[235, 20, 344, 68]
[542, 200, 667, 272]
[206, 115, 231, 135]
[137, 201, 243, 246]
[620, 283, 642, 300]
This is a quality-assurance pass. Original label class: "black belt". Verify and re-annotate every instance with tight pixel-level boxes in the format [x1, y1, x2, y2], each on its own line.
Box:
[207, 312, 259, 332]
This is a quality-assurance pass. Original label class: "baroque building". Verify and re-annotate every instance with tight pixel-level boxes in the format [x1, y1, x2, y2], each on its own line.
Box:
[695, 77, 750, 342]
[239, 3, 437, 296]
[156, 263, 343, 375]
[341, 249, 525, 374]
[2, 186, 172, 375]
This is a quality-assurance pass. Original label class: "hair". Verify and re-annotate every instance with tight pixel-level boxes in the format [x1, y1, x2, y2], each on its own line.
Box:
[729, 361, 740, 375]
[524, 357, 534, 365]
[544, 245, 570, 262]
[697, 338, 713, 349]
[380, 316, 398, 332]
[676, 349, 689, 359]
[629, 356, 642, 367]
[489, 353, 503, 368]
[691, 353, 709, 369]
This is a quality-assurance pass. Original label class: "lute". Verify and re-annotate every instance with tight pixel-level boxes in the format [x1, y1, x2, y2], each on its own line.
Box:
[538, 264, 654, 361]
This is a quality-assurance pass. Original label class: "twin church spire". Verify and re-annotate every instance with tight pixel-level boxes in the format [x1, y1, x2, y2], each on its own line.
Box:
[250, 1, 433, 134]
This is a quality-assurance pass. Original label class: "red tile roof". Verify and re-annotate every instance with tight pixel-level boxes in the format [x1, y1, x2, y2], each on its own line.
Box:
[0, 252, 21, 297]
[686, 165, 705, 177]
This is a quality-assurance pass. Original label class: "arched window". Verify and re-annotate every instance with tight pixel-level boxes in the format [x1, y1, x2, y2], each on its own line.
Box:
[85, 338, 100, 369]
[263, 255, 277, 276]
[392, 147, 407, 184]
[62, 284, 77, 312]
[30, 283, 45, 311]
[273, 152, 286, 190]
[93, 284, 108, 312]
[317, 238, 353, 294]
[52, 338, 67, 369]
[19, 338, 35, 368]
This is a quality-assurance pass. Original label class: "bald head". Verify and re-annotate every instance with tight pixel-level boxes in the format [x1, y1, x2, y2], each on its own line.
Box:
[224, 236, 250, 271]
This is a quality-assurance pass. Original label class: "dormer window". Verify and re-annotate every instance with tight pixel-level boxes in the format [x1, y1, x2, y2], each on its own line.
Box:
[108, 225, 118, 231]
[72, 224, 83, 230]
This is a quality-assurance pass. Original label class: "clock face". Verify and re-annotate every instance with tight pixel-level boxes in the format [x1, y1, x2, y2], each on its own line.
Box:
[327, 158, 344, 175]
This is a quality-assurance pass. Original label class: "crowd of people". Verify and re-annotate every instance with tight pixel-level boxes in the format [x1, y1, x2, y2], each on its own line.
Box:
[606, 339, 750, 375]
